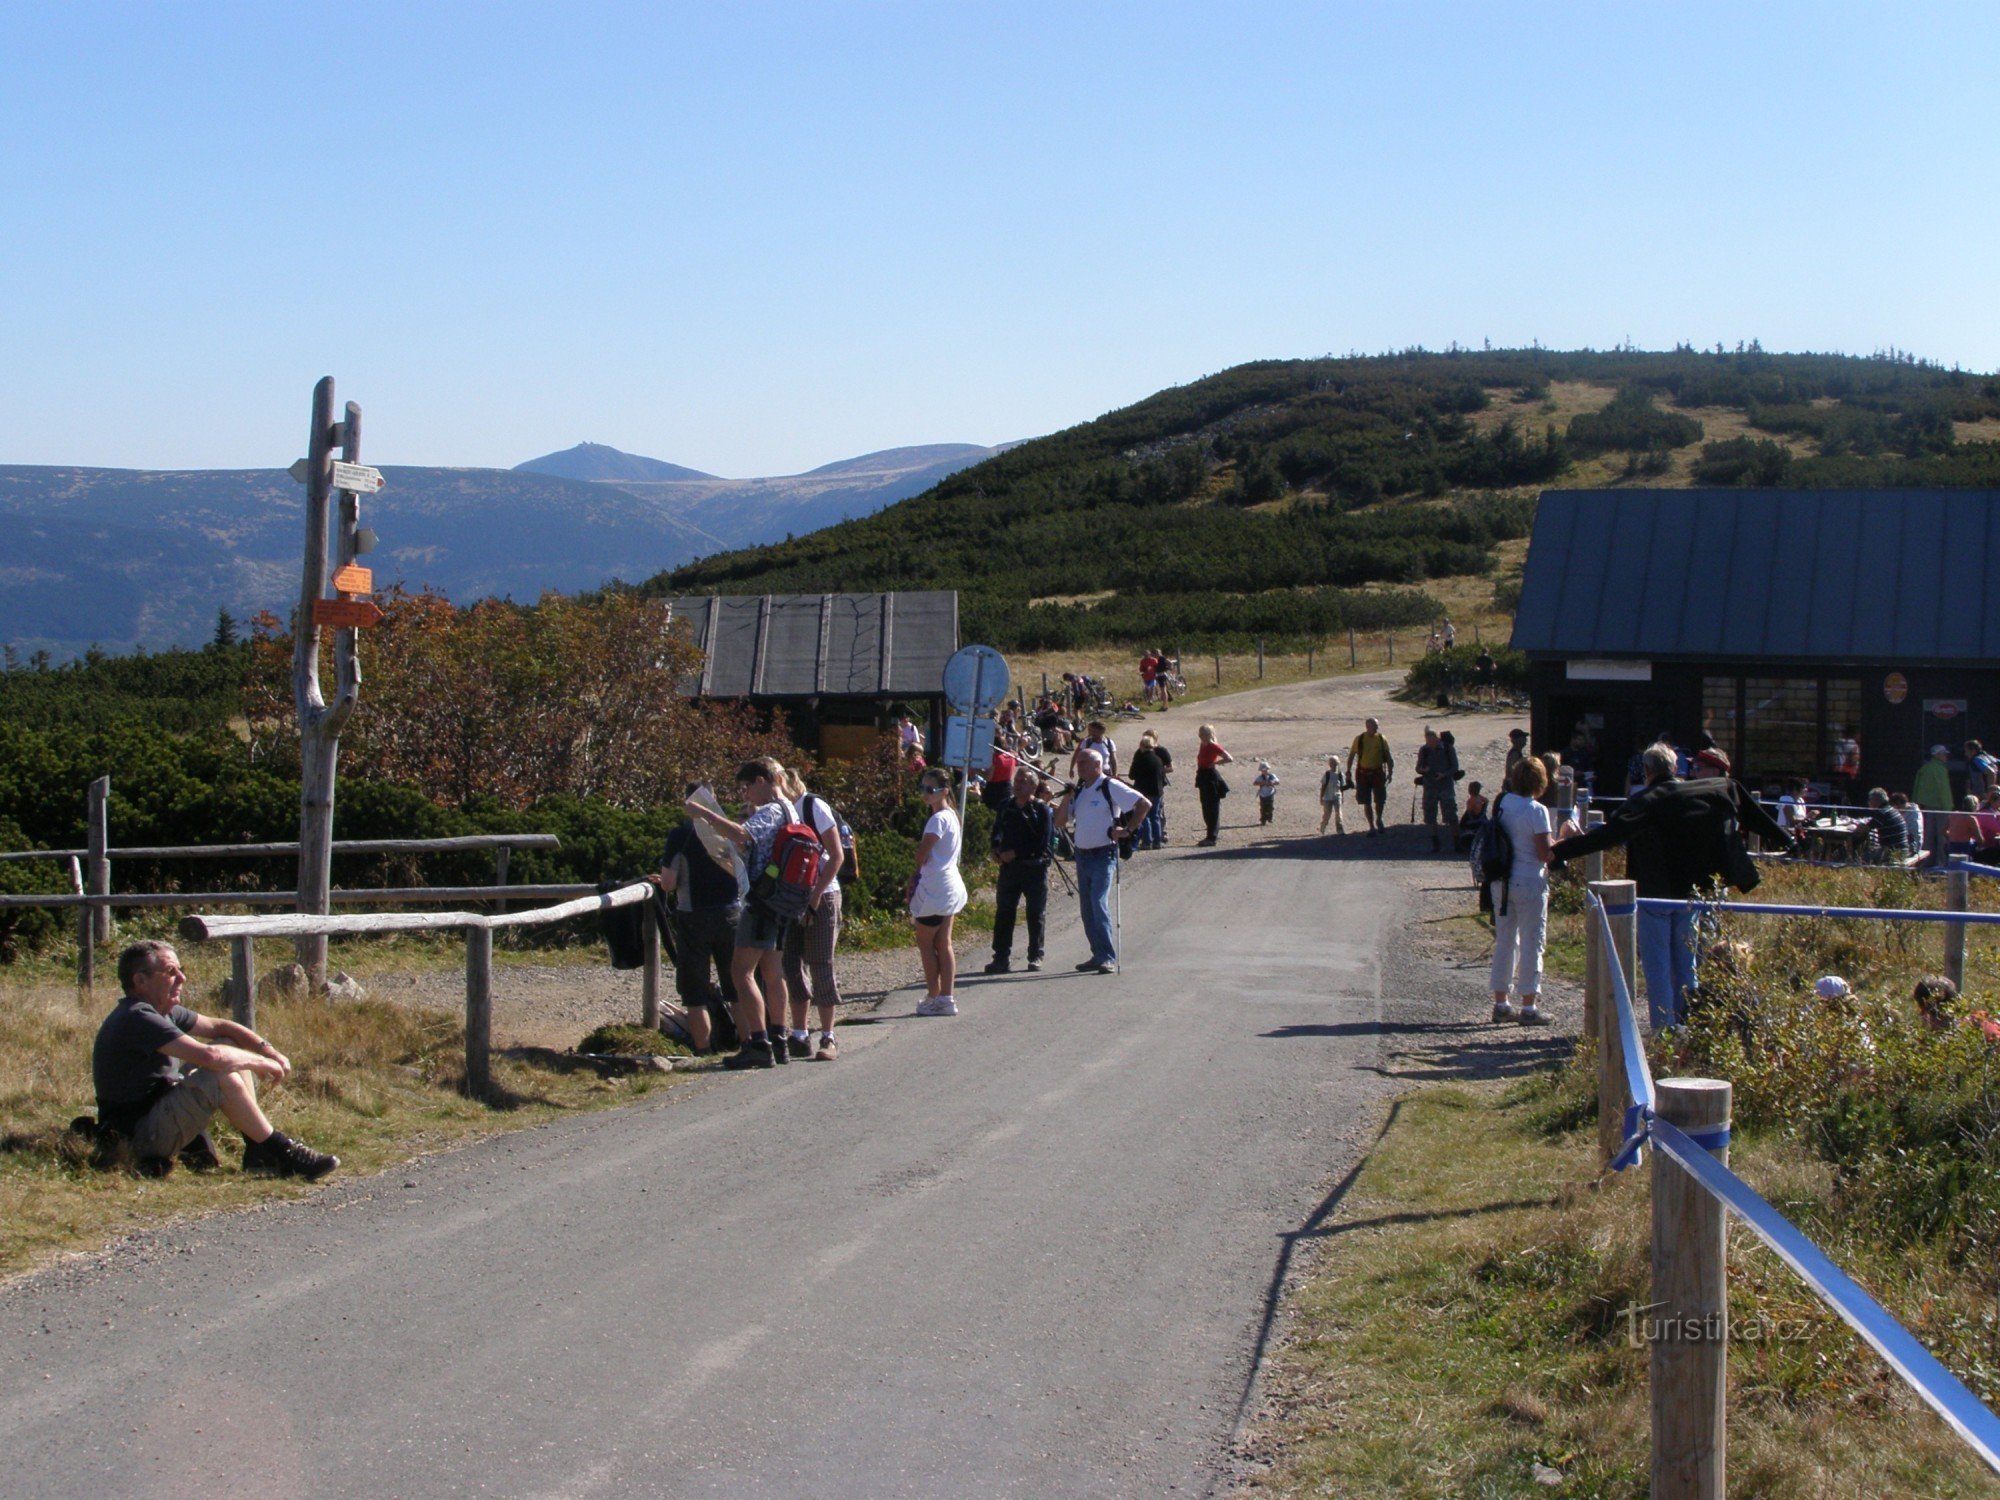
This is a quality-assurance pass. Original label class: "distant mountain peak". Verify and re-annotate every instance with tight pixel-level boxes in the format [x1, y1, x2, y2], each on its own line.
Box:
[515, 442, 715, 483]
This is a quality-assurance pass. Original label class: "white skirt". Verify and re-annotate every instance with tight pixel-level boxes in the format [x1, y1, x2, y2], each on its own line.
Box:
[909, 870, 967, 920]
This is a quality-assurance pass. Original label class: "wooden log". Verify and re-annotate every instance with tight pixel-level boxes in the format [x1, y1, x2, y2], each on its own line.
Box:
[295, 377, 339, 987]
[1652, 1077, 1732, 1499]
[87, 775, 111, 945]
[77, 904, 93, 992]
[1591, 878, 1638, 1167]
[0, 883, 605, 911]
[483, 881, 652, 931]
[184, 909, 483, 941]
[1945, 864, 1969, 992]
[464, 924, 493, 1098]
[493, 844, 511, 915]
[641, 903, 661, 1028]
[1348, 627, 1357, 667]
[0, 833, 562, 863]
[1256, 637, 1264, 678]
[231, 936, 256, 1027]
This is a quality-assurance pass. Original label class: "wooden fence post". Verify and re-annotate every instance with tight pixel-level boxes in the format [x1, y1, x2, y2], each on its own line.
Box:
[1945, 863, 1969, 993]
[1213, 654, 1220, 686]
[465, 923, 492, 1097]
[1257, 638, 1264, 679]
[1652, 1077, 1732, 1499]
[69, 855, 92, 991]
[493, 845, 511, 915]
[1581, 811, 1606, 1042]
[1348, 627, 1357, 667]
[641, 906, 661, 1028]
[87, 775, 111, 945]
[1307, 642, 1315, 676]
[230, 936, 257, 1027]
[1386, 634, 1394, 665]
[1591, 877, 1638, 1166]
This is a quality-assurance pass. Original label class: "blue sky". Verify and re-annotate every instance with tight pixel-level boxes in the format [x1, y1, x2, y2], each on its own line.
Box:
[2, 3, 1993, 475]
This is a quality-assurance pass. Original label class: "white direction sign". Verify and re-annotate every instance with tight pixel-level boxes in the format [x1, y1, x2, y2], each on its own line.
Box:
[942, 644, 1009, 715]
[332, 461, 385, 494]
[941, 714, 997, 771]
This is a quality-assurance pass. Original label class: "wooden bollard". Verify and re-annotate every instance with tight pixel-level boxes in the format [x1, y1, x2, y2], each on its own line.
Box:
[1945, 863, 1969, 993]
[87, 775, 111, 945]
[641, 905, 661, 1029]
[230, 935, 257, 1027]
[1580, 810, 1605, 1042]
[464, 924, 493, 1097]
[1590, 878, 1637, 1167]
[1652, 1077, 1732, 1499]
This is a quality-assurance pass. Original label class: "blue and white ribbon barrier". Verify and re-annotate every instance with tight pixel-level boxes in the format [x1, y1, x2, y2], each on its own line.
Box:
[1583, 891, 2000, 1474]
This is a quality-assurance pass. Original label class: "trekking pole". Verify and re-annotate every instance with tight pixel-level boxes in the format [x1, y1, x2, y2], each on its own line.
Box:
[1113, 840, 1123, 966]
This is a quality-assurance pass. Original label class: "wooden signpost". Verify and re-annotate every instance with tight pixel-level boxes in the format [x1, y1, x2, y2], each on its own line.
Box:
[291, 377, 381, 986]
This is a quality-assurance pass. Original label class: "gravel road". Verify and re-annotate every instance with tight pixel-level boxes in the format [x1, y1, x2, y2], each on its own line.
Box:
[0, 673, 1552, 1498]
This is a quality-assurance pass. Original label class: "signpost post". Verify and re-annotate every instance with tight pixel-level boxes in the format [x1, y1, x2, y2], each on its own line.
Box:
[290, 377, 381, 987]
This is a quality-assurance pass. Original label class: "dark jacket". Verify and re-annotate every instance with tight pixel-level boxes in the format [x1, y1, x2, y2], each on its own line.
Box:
[1128, 746, 1166, 800]
[1550, 776, 1790, 899]
[991, 798, 1054, 867]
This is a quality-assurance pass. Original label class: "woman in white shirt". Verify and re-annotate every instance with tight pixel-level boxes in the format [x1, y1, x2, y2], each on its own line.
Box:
[1490, 756, 1556, 1025]
[908, 768, 968, 1016]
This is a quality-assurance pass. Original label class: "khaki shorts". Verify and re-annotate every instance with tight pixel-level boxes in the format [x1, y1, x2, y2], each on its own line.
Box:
[129, 1069, 226, 1160]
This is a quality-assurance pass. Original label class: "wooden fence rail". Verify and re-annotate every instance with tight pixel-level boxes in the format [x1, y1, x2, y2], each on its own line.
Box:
[0, 833, 563, 862]
[177, 881, 658, 1094]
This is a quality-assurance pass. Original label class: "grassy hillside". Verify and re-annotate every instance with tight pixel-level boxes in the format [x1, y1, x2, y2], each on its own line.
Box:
[652, 346, 2000, 651]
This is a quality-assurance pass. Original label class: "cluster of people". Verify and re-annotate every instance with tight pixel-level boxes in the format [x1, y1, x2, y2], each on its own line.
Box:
[1138, 648, 1181, 707]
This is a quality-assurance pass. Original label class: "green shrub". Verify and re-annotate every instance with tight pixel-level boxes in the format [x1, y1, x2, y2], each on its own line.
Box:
[1401, 643, 1528, 699]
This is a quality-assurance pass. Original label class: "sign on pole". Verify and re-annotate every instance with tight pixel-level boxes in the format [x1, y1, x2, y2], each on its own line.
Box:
[941, 714, 997, 771]
[943, 644, 1010, 715]
[312, 597, 385, 630]
[331, 461, 385, 494]
[331, 563, 374, 594]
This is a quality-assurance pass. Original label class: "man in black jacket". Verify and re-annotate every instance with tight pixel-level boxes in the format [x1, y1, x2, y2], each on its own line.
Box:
[1551, 742, 1792, 1029]
[985, 769, 1054, 974]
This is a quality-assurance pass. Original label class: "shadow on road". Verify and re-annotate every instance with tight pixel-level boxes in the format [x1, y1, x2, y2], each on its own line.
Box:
[1360, 1032, 1573, 1083]
[1184, 833, 1474, 866]
[1259, 1020, 1489, 1040]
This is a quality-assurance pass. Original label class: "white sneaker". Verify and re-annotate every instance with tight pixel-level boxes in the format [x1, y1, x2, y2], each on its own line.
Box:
[916, 995, 959, 1017]
[1492, 1001, 1519, 1022]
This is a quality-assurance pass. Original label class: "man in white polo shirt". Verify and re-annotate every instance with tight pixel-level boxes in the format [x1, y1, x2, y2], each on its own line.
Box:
[1057, 747, 1151, 975]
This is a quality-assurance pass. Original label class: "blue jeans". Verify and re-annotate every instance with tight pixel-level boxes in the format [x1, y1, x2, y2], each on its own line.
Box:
[1638, 905, 1697, 1030]
[1139, 803, 1165, 848]
[1075, 846, 1117, 964]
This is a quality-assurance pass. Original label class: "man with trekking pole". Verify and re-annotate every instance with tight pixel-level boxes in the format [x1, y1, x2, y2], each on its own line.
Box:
[1056, 747, 1149, 976]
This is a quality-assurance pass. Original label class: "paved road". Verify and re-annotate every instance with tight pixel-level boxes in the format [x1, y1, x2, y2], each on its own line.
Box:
[1, 679, 1532, 1499]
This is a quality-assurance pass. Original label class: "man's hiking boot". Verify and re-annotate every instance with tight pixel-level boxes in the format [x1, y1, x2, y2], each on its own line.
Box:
[136, 1155, 176, 1179]
[723, 1037, 776, 1070]
[787, 1032, 814, 1060]
[815, 1037, 838, 1061]
[1492, 1001, 1519, 1023]
[179, 1131, 221, 1172]
[1518, 1005, 1549, 1027]
[770, 1030, 790, 1065]
[1025, 958, 1042, 971]
[243, 1132, 339, 1182]
[983, 958, 1011, 975]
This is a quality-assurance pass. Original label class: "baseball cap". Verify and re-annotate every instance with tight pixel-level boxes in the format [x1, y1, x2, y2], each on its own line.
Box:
[1814, 975, 1851, 1001]
[1932, 744, 1949, 756]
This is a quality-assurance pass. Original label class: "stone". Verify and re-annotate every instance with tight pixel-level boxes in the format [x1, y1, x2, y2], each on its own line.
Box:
[325, 971, 367, 1001]
[255, 962, 309, 1004]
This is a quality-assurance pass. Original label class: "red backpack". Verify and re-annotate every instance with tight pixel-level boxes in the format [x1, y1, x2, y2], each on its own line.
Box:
[754, 815, 826, 921]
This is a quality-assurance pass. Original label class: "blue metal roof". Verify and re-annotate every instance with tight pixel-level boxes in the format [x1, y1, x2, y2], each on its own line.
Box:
[1510, 489, 2000, 663]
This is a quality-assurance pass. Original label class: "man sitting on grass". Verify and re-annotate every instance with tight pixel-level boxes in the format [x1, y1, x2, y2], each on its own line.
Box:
[90, 940, 338, 1180]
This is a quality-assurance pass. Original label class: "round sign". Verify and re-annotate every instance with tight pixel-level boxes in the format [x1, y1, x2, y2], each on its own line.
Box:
[1883, 672, 1908, 705]
[1935, 700, 1961, 721]
[943, 644, 1010, 714]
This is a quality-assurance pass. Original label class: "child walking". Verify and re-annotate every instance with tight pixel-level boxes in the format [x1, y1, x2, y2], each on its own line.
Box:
[1253, 761, 1279, 825]
[1317, 755, 1346, 835]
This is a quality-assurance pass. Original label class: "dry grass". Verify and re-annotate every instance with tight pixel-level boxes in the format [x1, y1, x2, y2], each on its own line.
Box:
[1230, 1084, 1998, 1497]
[0, 957, 684, 1280]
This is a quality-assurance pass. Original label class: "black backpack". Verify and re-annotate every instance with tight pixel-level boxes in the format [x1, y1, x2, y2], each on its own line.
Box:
[801, 792, 857, 890]
[1471, 792, 1515, 904]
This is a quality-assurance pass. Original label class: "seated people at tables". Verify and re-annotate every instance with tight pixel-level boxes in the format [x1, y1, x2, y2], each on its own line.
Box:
[1944, 796, 1985, 862]
[1889, 791, 1924, 856]
[1864, 787, 1911, 861]
[1776, 779, 1812, 836]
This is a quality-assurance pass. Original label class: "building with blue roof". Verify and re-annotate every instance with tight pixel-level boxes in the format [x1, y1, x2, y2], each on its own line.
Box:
[1511, 488, 2000, 798]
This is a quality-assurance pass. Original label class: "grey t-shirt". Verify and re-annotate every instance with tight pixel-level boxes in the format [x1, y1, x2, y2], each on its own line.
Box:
[93, 998, 198, 1128]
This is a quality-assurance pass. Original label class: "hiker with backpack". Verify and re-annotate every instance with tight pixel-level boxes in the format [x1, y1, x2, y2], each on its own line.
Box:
[780, 770, 853, 1061]
[1057, 747, 1151, 975]
[909, 767, 969, 1015]
[1477, 756, 1556, 1025]
[985, 766, 1054, 973]
[684, 757, 823, 1069]
[1550, 742, 1794, 1030]
[655, 785, 745, 1055]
